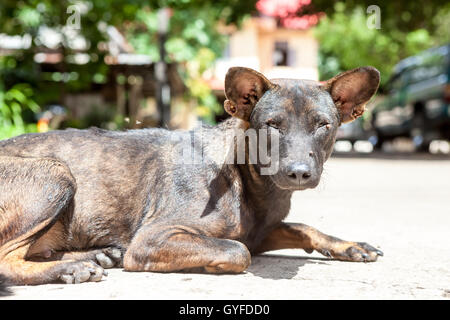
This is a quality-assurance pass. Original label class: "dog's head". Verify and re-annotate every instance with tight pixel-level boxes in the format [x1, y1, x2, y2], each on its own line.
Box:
[224, 66, 380, 190]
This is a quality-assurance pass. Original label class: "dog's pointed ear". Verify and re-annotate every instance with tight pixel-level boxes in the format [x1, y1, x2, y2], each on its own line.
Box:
[323, 66, 380, 124]
[224, 67, 275, 121]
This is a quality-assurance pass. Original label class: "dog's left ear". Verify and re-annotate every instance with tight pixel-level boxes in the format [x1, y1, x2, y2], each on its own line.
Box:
[224, 67, 275, 121]
[323, 66, 380, 124]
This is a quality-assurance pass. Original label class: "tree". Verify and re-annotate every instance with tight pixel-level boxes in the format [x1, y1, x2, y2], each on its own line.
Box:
[126, 4, 244, 123]
[309, 0, 450, 35]
[311, 1, 450, 87]
[0, 0, 258, 136]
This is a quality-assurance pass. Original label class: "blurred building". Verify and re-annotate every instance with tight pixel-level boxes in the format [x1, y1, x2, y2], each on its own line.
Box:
[0, 26, 186, 129]
[1, 0, 322, 129]
[208, 0, 321, 96]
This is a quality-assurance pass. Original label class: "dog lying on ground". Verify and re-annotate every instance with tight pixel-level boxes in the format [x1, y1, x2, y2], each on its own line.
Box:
[0, 66, 382, 287]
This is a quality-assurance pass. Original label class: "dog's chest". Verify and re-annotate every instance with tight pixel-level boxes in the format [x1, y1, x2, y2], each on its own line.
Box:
[238, 189, 292, 250]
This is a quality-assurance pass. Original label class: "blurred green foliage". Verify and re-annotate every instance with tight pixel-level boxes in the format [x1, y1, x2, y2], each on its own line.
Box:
[0, 0, 257, 138]
[313, 1, 450, 87]
[1, 0, 448, 138]
[127, 5, 231, 123]
[0, 82, 40, 140]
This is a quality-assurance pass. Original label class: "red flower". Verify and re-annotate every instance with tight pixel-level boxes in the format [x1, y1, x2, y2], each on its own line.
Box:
[256, 0, 323, 29]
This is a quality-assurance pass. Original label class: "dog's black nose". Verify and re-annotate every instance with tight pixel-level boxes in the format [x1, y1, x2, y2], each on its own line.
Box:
[286, 163, 312, 184]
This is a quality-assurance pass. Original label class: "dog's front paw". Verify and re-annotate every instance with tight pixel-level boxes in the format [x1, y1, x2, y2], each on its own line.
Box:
[95, 247, 123, 269]
[59, 261, 106, 284]
[318, 241, 383, 262]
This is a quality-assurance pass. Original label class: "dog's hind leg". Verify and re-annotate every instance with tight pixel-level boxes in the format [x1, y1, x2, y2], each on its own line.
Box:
[253, 222, 383, 262]
[0, 157, 105, 285]
[123, 224, 251, 274]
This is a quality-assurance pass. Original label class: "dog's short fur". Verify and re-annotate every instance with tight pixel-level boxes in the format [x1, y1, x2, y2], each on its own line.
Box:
[0, 66, 382, 286]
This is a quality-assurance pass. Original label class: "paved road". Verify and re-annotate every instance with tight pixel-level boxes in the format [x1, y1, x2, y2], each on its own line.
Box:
[3, 153, 450, 299]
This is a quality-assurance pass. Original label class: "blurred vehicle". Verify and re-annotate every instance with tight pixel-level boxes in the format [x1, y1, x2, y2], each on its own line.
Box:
[371, 44, 450, 151]
[336, 118, 369, 142]
[334, 118, 376, 153]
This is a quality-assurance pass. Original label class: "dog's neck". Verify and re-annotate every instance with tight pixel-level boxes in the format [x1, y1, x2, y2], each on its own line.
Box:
[220, 118, 293, 221]
[237, 162, 293, 216]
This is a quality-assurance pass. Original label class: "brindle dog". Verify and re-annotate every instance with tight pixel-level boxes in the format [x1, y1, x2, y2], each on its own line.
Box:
[0, 66, 382, 287]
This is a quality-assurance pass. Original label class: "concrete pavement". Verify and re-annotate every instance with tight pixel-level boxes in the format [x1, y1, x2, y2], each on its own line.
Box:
[3, 153, 450, 299]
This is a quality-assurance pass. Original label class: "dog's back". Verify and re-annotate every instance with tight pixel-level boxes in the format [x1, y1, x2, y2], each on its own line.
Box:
[0, 123, 240, 250]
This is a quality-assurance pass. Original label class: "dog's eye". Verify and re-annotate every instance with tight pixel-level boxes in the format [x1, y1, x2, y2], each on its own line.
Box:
[318, 121, 331, 130]
[266, 119, 280, 130]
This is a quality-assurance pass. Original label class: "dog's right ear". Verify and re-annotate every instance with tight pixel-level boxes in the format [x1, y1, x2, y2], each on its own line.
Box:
[224, 67, 275, 121]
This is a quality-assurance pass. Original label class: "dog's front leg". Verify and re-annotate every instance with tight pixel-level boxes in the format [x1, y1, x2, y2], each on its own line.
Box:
[123, 224, 251, 273]
[253, 222, 383, 262]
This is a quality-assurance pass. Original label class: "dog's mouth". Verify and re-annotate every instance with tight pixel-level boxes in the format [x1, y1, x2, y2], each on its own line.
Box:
[269, 174, 321, 191]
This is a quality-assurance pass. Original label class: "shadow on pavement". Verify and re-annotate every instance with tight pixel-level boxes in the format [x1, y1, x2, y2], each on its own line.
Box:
[248, 254, 332, 280]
